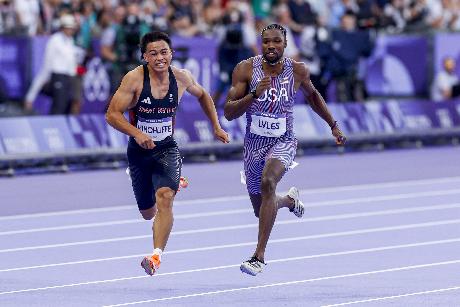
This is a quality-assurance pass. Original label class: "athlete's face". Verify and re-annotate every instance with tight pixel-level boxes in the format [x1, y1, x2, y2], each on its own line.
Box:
[143, 40, 173, 72]
[261, 29, 286, 65]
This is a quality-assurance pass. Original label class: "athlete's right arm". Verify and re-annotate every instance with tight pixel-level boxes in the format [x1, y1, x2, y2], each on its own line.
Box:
[105, 70, 155, 149]
[223, 61, 253, 121]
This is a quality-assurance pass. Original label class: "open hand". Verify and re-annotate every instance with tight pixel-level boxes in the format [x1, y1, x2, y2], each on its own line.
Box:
[214, 127, 230, 143]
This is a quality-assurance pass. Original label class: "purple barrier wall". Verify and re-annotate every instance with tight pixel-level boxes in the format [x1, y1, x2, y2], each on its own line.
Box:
[0, 100, 459, 156]
[365, 35, 428, 97]
[0, 36, 29, 99]
[0, 115, 127, 155]
[19, 36, 219, 115]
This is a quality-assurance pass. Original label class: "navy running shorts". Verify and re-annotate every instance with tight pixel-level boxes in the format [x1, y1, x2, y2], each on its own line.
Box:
[127, 139, 182, 211]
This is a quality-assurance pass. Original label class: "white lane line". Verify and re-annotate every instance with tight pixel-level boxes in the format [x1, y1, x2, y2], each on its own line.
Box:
[102, 259, 460, 306]
[1, 203, 459, 252]
[321, 286, 460, 306]
[0, 209, 252, 236]
[2, 188, 460, 236]
[2, 176, 460, 221]
[1, 219, 459, 272]
[307, 188, 460, 208]
[1, 238, 460, 295]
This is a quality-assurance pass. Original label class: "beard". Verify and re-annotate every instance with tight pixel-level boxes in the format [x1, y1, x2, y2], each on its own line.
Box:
[262, 52, 282, 65]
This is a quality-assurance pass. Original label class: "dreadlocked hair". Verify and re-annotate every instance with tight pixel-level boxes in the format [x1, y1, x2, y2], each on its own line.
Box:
[261, 23, 287, 40]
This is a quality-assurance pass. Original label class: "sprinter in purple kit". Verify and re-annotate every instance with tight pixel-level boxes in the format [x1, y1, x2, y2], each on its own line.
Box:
[224, 24, 346, 276]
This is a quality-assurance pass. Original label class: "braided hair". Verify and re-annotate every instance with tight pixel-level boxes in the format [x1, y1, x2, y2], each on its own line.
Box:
[261, 23, 287, 41]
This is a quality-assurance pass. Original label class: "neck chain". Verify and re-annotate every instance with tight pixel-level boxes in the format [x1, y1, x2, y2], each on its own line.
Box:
[262, 57, 284, 66]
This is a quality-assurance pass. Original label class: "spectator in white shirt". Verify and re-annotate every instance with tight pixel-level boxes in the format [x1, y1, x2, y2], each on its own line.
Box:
[24, 14, 79, 114]
[14, 0, 41, 35]
[431, 57, 460, 102]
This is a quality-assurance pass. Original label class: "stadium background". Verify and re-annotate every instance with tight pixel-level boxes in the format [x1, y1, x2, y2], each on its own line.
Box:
[0, 0, 459, 173]
[1, 1, 460, 306]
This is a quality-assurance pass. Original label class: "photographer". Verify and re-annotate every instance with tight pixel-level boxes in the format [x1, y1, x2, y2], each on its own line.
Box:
[212, 8, 254, 107]
[114, 3, 149, 74]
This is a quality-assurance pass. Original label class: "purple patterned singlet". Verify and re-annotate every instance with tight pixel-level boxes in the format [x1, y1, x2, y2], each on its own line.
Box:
[244, 55, 298, 195]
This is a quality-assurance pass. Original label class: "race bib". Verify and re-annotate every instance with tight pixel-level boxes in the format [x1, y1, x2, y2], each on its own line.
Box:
[137, 117, 173, 141]
[250, 112, 286, 137]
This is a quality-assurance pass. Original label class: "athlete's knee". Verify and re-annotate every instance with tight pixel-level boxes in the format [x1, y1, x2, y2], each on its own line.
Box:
[140, 207, 156, 220]
[261, 176, 277, 194]
[155, 188, 175, 211]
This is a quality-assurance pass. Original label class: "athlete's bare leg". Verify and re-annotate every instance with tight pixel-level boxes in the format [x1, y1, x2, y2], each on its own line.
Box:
[152, 187, 175, 250]
[139, 206, 157, 221]
[253, 158, 287, 262]
[249, 192, 294, 218]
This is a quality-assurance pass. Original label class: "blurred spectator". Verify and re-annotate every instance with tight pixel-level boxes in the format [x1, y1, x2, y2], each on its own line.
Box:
[382, 0, 406, 33]
[427, 0, 459, 31]
[14, 0, 41, 35]
[76, 0, 96, 50]
[287, 0, 318, 31]
[299, 25, 329, 98]
[100, 5, 125, 93]
[0, 0, 16, 35]
[190, 0, 209, 34]
[308, 0, 331, 26]
[271, 4, 300, 60]
[252, 0, 273, 31]
[149, 0, 171, 32]
[203, 0, 224, 34]
[404, 0, 429, 32]
[355, 0, 379, 29]
[115, 3, 149, 73]
[227, 0, 258, 55]
[323, 12, 373, 102]
[24, 14, 81, 114]
[169, 10, 200, 37]
[212, 7, 254, 106]
[40, 0, 64, 34]
[328, 0, 358, 29]
[170, 0, 196, 22]
[431, 57, 460, 102]
[96, 7, 119, 94]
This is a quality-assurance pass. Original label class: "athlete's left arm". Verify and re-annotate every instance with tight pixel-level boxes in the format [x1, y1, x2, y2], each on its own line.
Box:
[181, 69, 230, 143]
[296, 62, 346, 145]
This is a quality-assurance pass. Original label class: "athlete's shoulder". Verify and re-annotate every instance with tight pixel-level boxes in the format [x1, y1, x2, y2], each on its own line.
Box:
[117, 65, 143, 93]
[291, 60, 309, 78]
[233, 57, 254, 79]
[239, 57, 255, 68]
[171, 65, 194, 87]
[124, 65, 144, 82]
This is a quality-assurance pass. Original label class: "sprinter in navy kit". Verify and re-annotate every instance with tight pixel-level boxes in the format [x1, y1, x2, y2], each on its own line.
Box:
[127, 64, 181, 209]
[106, 31, 229, 276]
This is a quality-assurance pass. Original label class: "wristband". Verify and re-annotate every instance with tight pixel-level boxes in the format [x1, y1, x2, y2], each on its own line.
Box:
[330, 120, 338, 130]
